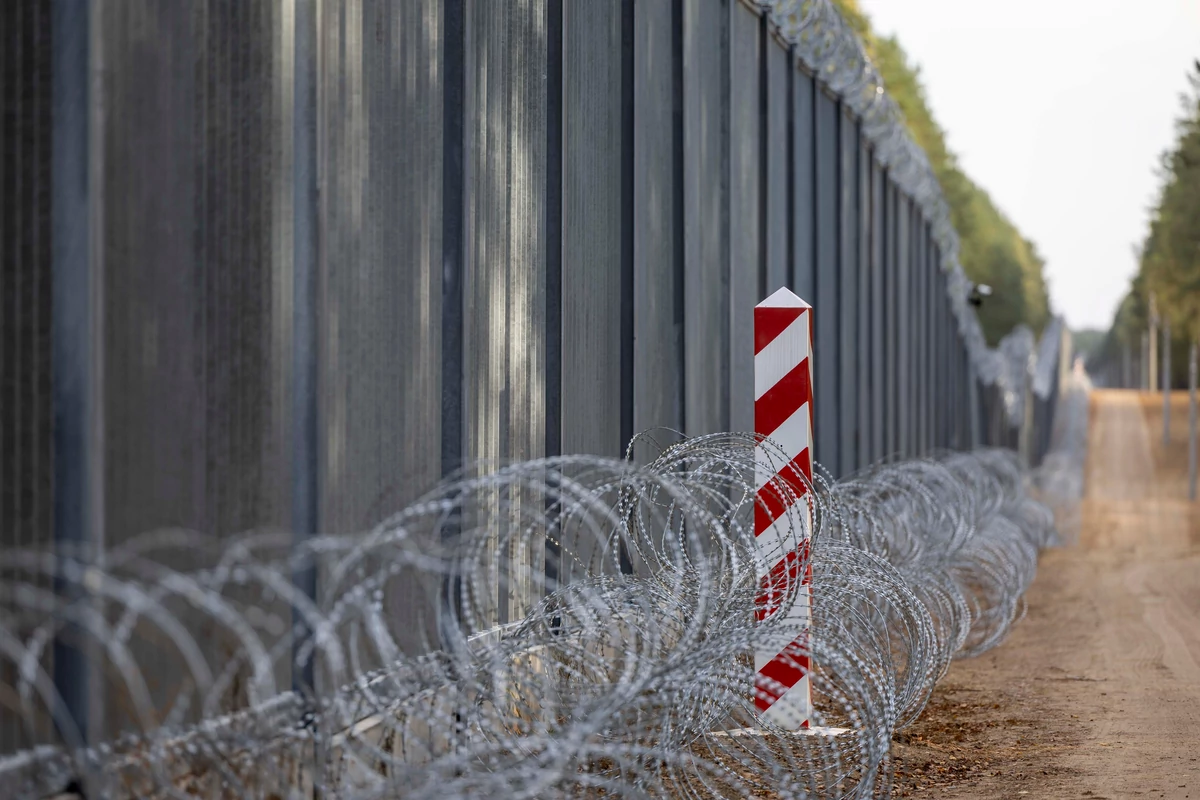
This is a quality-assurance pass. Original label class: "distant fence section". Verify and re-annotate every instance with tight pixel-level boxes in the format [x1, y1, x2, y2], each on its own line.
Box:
[1, 0, 1069, 751]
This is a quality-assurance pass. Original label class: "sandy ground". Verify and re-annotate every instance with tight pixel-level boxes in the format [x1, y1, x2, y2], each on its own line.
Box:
[890, 389, 1200, 799]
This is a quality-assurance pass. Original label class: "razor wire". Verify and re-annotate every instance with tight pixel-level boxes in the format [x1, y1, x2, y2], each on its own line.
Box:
[760, 0, 1062, 426]
[0, 375, 1089, 799]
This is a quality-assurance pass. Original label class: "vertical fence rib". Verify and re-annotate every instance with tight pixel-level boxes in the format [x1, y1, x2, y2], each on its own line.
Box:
[619, 0, 634, 573]
[672, 0, 686, 433]
[290, 0, 319, 696]
[620, 0, 635, 458]
[51, 0, 97, 744]
[544, 0, 563, 587]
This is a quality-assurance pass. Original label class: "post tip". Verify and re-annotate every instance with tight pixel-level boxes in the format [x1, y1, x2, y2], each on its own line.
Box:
[758, 287, 811, 309]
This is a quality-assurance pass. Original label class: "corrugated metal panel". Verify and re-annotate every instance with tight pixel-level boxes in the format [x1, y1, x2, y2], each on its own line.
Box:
[856, 138, 872, 468]
[902, 197, 912, 455]
[464, 0, 548, 625]
[910, 208, 923, 454]
[562, 1, 623, 458]
[896, 192, 910, 457]
[101, 1, 275, 544]
[935, 256, 950, 449]
[884, 178, 898, 458]
[932, 232, 943, 451]
[633, 0, 684, 456]
[682, 0, 728, 436]
[931, 239, 940, 450]
[907, 204, 916, 453]
[1, 0, 55, 752]
[949, 262, 959, 449]
[924, 219, 932, 453]
[792, 67, 815, 303]
[765, 38, 789, 294]
[906, 205, 916, 455]
[318, 0, 443, 658]
[925, 222, 933, 453]
[941, 259, 951, 448]
[1, 0, 53, 553]
[911, 208, 924, 454]
[813, 88, 839, 474]
[941, 266, 948, 449]
[320, 0, 442, 531]
[89, 0, 293, 735]
[729, 2, 759, 435]
[952, 262, 963, 449]
[924, 222, 935, 453]
[870, 159, 885, 462]
[837, 109, 858, 476]
[910, 200, 921, 455]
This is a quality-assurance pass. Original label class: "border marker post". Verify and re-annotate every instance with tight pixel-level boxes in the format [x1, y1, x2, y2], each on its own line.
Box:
[751, 287, 815, 729]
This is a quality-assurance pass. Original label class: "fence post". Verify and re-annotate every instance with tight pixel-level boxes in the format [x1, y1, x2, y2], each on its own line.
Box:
[1142, 331, 1150, 391]
[752, 287, 813, 729]
[1190, 341, 1197, 501]
[1149, 293, 1158, 393]
[1164, 317, 1171, 447]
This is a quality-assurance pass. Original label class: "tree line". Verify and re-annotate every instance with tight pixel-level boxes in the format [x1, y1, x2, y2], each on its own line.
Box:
[834, 0, 1053, 345]
[1094, 62, 1200, 388]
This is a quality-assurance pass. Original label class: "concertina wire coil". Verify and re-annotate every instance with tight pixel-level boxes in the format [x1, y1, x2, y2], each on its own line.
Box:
[0, 372, 1091, 799]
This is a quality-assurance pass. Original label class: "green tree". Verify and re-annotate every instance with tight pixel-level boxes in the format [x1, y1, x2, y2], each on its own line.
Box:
[1098, 62, 1200, 387]
[833, 0, 1053, 344]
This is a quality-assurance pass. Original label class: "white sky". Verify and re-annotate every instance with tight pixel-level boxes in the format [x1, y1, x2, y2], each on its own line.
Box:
[858, 0, 1200, 331]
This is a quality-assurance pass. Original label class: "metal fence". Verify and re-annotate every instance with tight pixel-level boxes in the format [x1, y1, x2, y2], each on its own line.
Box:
[1, 0, 1067, 752]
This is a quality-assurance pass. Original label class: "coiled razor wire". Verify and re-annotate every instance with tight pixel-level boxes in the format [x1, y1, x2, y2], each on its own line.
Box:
[760, 0, 1063, 426]
[0, 377, 1090, 799]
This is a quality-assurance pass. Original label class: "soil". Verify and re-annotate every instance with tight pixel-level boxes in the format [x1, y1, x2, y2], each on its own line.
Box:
[891, 390, 1200, 799]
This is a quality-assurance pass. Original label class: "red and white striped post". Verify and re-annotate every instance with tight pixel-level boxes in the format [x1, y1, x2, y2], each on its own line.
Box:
[752, 287, 814, 729]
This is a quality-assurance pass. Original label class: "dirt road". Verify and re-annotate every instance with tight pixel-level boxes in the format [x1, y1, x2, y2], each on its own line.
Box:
[891, 389, 1200, 799]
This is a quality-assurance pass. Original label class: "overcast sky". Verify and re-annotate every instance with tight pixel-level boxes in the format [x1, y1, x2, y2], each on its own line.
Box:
[858, 0, 1200, 331]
